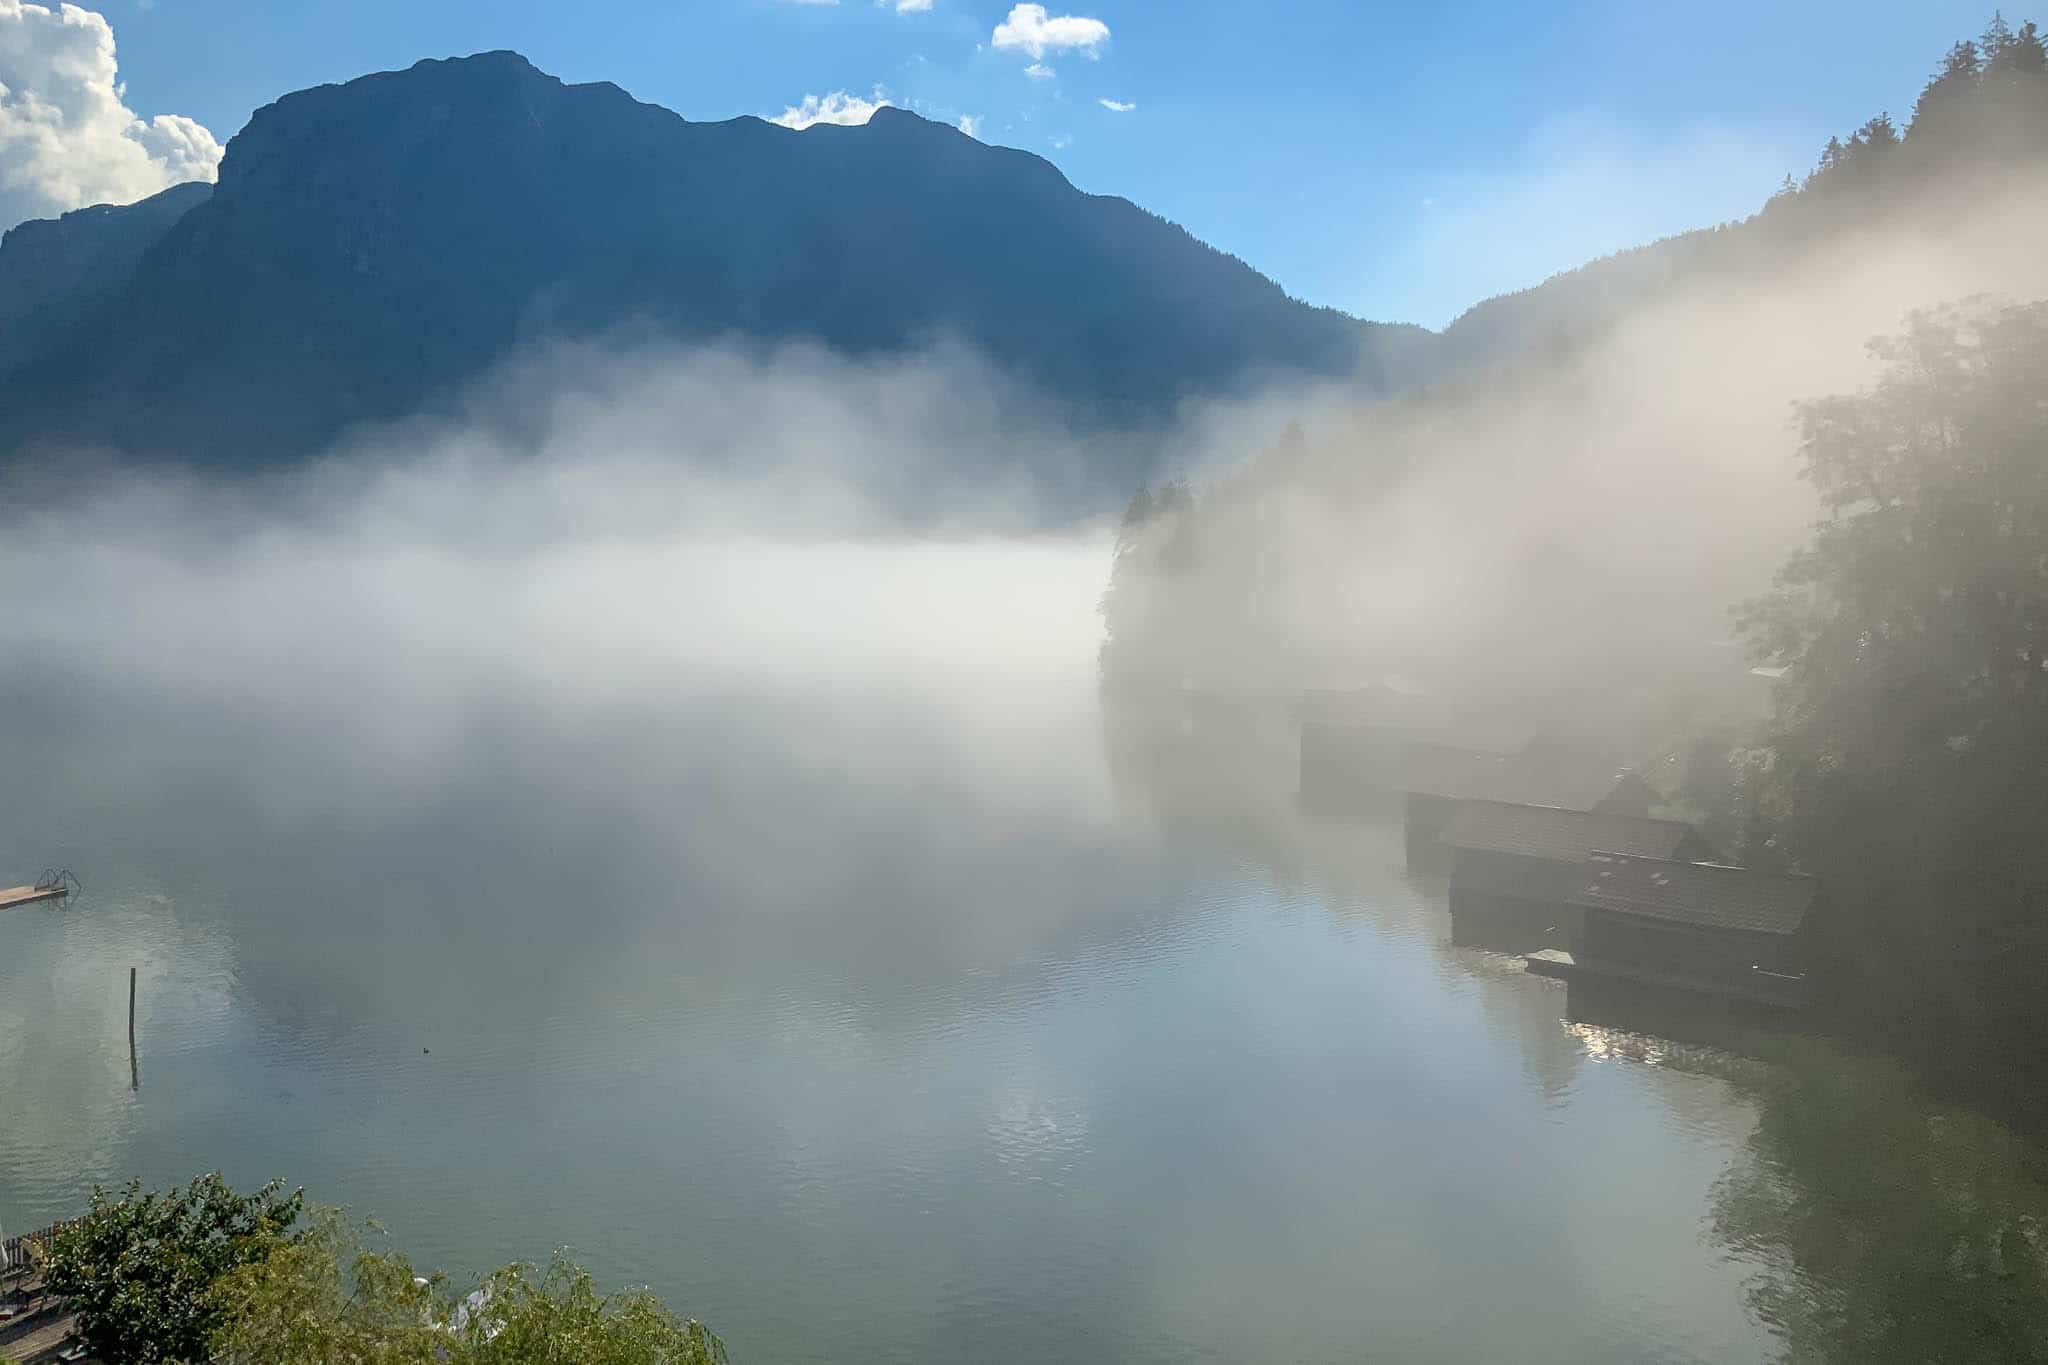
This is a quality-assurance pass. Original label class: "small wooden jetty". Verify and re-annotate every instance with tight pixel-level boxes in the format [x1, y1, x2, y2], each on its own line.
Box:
[1523, 947, 1810, 1010]
[0, 884, 69, 912]
[0, 871, 78, 913]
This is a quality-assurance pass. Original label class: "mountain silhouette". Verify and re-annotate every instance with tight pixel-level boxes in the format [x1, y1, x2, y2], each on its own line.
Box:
[0, 51, 1428, 466]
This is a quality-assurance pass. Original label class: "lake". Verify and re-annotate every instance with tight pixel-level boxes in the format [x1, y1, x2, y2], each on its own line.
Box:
[0, 532, 2030, 1363]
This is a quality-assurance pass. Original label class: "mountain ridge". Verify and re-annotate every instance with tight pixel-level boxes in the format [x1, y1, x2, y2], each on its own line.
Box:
[0, 49, 1423, 473]
[12, 36, 2001, 475]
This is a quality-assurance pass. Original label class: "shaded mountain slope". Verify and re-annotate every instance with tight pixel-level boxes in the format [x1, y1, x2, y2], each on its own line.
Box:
[0, 51, 1420, 467]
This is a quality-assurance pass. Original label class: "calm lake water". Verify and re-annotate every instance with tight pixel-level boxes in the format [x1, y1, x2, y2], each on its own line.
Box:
[0, 534, 2026, 1364]
[0, 683, 1789, 1365]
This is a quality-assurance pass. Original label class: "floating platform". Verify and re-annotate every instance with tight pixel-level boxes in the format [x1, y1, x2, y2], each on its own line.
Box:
[1522, 948, 1809, 1010]
[0, 884, 69, 912]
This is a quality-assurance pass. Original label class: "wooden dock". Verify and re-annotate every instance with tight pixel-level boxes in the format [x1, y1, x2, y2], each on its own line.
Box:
[1522, 948, 1810, 1010]
[2, 1220, 92, 1363]
[0, 884, 68, 912]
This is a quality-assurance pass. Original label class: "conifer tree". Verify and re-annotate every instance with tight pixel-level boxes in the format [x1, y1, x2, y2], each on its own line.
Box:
[1910, 39, 1984, 133]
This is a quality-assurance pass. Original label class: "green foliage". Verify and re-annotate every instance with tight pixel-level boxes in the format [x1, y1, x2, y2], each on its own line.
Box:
[1741, 300, 2048, 1064]
[461, 1259, 727, 1365]
[40, 1173, 304, 1365]
[1785, 13, 2048, 200]
[210, 1210, 728, 1365]
[1654, 723, 1782, 868]
[1913, 38, 1987, 131]
[208, 1210, 442, 1365]
[1714, 1042, 2048, 1362]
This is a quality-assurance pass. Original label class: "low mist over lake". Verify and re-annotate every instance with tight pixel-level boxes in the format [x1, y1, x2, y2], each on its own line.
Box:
[0, 465, 1778, 1362]
[0, 418, 2004, 1364]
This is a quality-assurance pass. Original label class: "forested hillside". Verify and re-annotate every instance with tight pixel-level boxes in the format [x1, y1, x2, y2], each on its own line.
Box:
[1418, 15, 2048, 380]
[1101, 16, 2048, 1113]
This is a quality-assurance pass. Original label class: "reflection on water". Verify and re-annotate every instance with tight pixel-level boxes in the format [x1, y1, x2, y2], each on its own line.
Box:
[1711, 1043, 2048, 1364]
[0, 667, 2043, 1362]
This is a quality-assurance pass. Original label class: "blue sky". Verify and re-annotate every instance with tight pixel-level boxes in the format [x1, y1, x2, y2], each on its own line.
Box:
[101, 0, 2000, 327]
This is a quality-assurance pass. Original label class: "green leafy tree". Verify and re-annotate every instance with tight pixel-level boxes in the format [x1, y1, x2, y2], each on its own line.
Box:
[208, 1210, 442, 1365]
[211, 1213, 727, 1365]
[41, 1173, 304, 1364]
[1742, 300, 2048, 1077]
[463, 1259, 727, 1365]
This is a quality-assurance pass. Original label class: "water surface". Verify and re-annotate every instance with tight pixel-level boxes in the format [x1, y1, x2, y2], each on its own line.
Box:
[0, 668, 1789, 1364]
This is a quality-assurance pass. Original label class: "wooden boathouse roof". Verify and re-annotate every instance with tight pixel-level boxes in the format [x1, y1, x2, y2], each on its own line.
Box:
[1569, 852, 1817, 937]
[1438, 800, 1702, 865]
[1400, 743, 1657, 814]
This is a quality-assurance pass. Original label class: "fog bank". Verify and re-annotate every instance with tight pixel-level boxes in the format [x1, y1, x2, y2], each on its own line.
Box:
[1107, 173, 2048, 756]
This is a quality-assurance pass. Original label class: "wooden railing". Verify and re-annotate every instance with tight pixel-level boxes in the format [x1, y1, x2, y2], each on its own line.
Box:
[0, 1220, 79, 1275]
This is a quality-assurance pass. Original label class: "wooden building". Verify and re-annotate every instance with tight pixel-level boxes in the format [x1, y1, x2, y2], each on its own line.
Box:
[1401, 746, 1666, 874]
[1552, 852, 1818, 1009]
[1438, 801, 1715, 952]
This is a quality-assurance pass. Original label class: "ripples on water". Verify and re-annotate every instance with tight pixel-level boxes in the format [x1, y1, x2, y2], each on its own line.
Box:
[0, 514, 1854, 1364]
[0, 686, 1792, 1364]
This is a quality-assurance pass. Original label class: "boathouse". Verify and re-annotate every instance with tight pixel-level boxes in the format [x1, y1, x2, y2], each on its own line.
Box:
[1555, 852, 1817, 1008]
[1401, 745, 1666, 873]
[1438, 801, 1715, 951]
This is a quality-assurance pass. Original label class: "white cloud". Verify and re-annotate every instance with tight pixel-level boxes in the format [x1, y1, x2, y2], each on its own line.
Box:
[880, 0, 932, 10]
[1097, 98, 1134, 113]
[991, 4, 1108, 61]
[0, 0, 221, 231]
[769, 89, 891, 130]
[1048, 133, 1072, 150]
[956, 114, 982, 139]
[1024, 62, 1054, 81]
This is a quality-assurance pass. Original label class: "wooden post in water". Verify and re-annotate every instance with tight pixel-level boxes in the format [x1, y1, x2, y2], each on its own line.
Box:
[129, 966, 138, 1090]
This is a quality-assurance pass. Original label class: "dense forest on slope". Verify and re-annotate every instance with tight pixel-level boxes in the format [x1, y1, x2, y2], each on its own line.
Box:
[1101, 17, 2048, 1111]
[1418, 14, 2048, 381]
